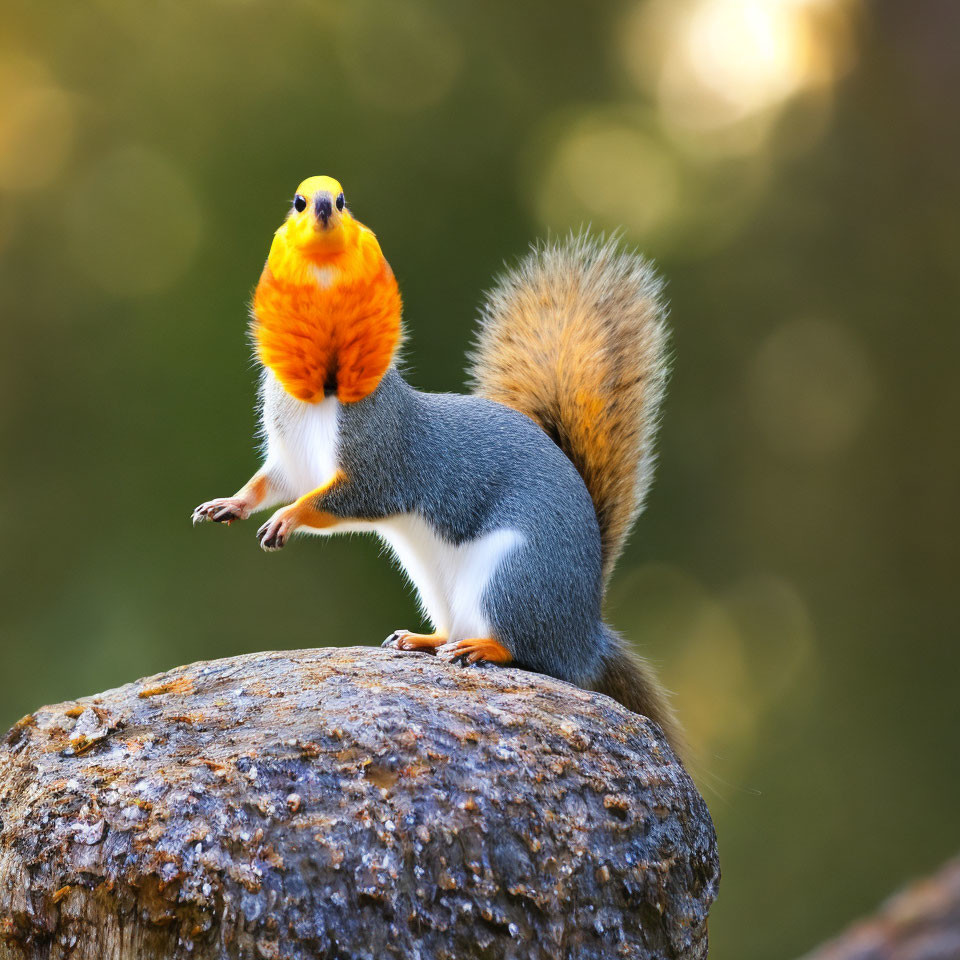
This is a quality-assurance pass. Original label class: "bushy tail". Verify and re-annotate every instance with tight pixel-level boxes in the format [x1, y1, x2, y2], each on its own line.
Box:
[468, 232, 668, 581]
[594, 627, 682, 752]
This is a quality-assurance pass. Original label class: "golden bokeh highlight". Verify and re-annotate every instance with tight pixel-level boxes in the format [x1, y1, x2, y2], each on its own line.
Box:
[532, 112, 681, 244]
[619, 0, 858, 155]
[609, 564, 815, 764]
[0, 55, 77, 192]
[721, 574, 817, 711]
[65, 146, 203, 298]
[531, 0, 857, 249]
[664, 1, 817, 124]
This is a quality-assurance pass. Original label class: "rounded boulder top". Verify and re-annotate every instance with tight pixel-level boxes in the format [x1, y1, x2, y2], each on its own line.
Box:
[0, 646, 719, 960]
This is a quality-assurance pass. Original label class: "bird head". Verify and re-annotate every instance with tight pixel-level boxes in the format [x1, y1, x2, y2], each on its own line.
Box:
[280, 175, 351, 256]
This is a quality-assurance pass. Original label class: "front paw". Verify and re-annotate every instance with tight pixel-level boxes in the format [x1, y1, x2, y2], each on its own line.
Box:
[257, 510, 297, 551]
[192, 497, 251, 525]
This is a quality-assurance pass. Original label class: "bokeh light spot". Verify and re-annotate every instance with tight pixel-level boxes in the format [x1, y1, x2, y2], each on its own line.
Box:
[682, 0, 813, 121]
[0, 56, 77, 192]
[610, 564, 816, 759]
[65, 146, 203, 298]
[721, 574, 816, 708]
[610, 564, 751, 753]
[533, 113, 680, 242]
[749, 317, 877, 460]
[618, 0, 856, 155]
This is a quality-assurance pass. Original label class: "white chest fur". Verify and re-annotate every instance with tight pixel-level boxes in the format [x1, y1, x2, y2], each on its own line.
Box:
[261, 370, 340, 497]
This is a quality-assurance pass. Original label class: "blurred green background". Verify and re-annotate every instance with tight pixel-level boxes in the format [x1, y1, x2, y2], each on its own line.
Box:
[1, 0, 958, 956]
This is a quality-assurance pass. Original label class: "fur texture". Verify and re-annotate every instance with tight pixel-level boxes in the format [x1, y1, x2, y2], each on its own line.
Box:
[260, 367, 680, 749]
[195, 200, 682, 751]
[468, 232, 668, 581]
[592, 627, 681, 754]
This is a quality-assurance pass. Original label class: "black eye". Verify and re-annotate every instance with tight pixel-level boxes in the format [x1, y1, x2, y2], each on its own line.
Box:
[293, 194, 307, 212]
[336, 192, 345, 211]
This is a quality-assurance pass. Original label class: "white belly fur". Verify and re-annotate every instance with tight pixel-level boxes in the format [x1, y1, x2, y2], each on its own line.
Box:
[374, 515, 522, 640]
[262, 370, 524, 641]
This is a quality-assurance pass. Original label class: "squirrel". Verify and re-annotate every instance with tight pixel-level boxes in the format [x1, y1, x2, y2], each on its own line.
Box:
[192, 175, 680, 749]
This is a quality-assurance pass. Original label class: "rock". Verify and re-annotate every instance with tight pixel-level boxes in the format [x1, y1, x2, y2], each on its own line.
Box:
[799, 855, 960, 960]
[0, 646, 719, 959]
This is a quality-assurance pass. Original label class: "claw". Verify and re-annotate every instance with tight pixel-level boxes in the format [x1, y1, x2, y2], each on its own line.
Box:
[192, 498, 249, 526]
[257, 515, 290, 551]
[382, 631, 406, 649]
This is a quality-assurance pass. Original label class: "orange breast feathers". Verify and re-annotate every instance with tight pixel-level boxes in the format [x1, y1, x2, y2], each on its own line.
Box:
[251, 214, 403, 404]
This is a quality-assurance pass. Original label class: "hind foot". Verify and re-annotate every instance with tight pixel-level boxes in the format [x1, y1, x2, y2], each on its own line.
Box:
[382, 630, 447, 653]
[437, 637, 513, 666]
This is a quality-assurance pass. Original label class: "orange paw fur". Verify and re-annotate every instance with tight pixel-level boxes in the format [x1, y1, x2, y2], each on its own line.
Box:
[437, 637, 513, 666]
[256, 474, 343, 550]
[382, 630, 448, 652]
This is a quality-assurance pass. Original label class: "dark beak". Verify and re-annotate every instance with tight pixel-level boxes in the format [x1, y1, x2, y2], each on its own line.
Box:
[314, 195, 333, 228]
